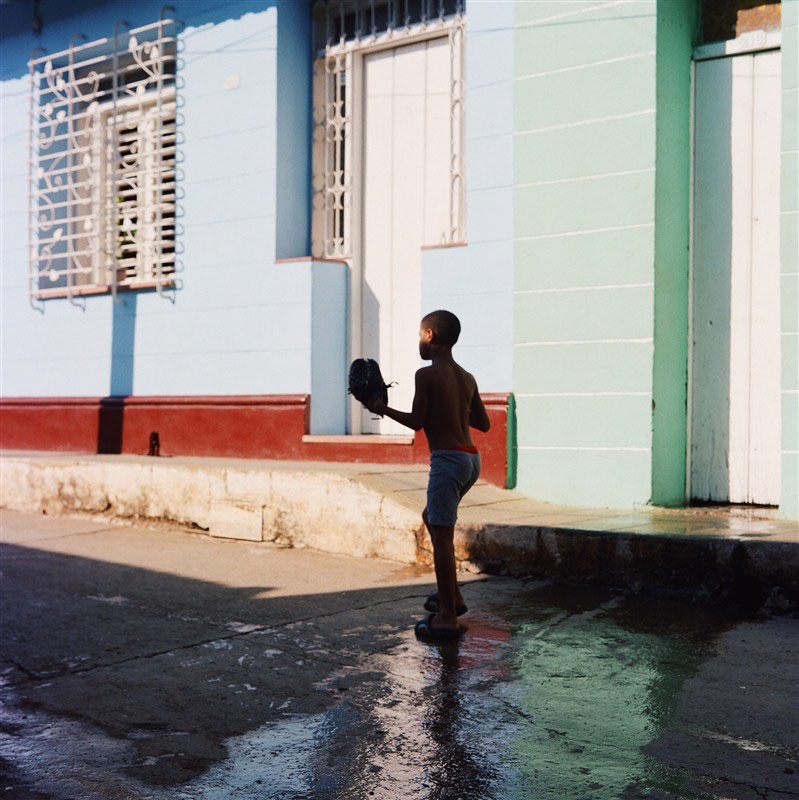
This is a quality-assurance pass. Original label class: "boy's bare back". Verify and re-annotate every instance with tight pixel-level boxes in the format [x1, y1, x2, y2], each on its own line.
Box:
[416, 361, 490, 451]
[371, 310, 490, 446]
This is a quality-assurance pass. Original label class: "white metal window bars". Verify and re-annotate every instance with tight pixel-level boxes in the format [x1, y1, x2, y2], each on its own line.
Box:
[28, 9, 181, 311]
[311, 0, 465, 260]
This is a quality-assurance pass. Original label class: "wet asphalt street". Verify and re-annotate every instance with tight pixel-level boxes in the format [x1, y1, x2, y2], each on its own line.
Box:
[1, 509, 798, 800]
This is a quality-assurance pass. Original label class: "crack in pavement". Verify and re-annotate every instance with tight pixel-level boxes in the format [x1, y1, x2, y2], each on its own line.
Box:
[2, 590, 438, 686]
[0, 525, 124, 547]
[716, 776, 799, 799]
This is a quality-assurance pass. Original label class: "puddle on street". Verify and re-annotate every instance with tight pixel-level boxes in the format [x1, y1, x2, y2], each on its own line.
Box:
[2, 583, 744, 799]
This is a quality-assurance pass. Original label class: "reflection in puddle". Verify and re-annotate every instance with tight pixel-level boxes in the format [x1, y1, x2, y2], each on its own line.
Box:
[2, 587, 743, 799]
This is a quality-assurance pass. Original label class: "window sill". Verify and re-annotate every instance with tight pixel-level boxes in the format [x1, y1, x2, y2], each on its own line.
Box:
[32, 280, 174, 300]
[302, 434, 414, 445]
[420, 242, 467, 251]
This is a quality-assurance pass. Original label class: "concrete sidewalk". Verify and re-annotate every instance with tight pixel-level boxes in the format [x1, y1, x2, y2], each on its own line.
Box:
[2, 451, 798, 610]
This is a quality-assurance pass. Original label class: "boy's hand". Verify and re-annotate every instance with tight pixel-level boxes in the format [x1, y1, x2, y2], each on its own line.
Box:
[369, 396, 387, 416]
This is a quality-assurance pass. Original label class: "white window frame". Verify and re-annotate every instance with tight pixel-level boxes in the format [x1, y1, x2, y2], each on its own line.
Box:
[89, 89, 177, 290]
[311, 8, 466, 261]
[28, 15, 179, 308]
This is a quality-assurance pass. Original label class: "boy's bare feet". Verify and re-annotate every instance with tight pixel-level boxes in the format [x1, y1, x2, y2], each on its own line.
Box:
[414, 613, 465, 640]
[423, 591, 468, 616]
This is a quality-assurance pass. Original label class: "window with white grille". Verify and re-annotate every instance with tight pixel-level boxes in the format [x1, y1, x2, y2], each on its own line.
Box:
[28, 16, 179, 304]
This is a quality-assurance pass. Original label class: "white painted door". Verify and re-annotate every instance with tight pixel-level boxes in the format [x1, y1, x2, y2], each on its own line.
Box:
[691, 50, 782, 504]
[361, 38, 451, 433]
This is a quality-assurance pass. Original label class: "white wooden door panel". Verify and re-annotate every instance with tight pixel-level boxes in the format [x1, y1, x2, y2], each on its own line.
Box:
[424, 39, 451, 246]
[361, 37, 450, 434]
[747, 50, 782, 504]
[692, 50, 781, 505]
[362, 49, 394, 393]
[727, 54, 755, 502]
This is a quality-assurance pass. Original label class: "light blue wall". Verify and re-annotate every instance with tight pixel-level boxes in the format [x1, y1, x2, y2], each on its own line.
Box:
[1, 0, 315, 399]
[420, 0, 515, 394]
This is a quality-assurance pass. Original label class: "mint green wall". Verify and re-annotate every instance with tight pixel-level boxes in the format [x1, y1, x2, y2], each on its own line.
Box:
[780, 0, 799, 519]
[513, 0, 659, 507]
[651, 0, 697, 505]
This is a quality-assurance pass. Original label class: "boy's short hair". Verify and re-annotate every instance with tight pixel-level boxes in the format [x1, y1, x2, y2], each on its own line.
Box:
[422, 309, 461, 347]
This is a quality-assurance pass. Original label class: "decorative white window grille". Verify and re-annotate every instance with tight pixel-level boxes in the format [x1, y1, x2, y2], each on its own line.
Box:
[311, 0, 465, 260]
[28, 15, 179, 306]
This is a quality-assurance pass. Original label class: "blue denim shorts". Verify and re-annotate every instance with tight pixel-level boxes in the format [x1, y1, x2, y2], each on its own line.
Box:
[426, 450, 481, 526]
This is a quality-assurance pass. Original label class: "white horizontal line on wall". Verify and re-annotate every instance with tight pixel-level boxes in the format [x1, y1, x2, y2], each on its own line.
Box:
[183, 213, 276, 228]
[469, 184, 514, 193]
[515, 337, 653, 347]
[781, 331, 799, 336]
[515, 0, 625, 30]
[516, 221, 653, 242]
[188, 168, 276, 187]
[516, 392, 651, 398]
[518, 445, 651, 452]
[516, 167, 655, 189]
[516, 282, 653, 295]
[515, 109, 656, 137]
[783, 450, 799, 455]
[193, 123, 275, 143]
[516, 51, 654, 82]
[466, 130, 513, 143]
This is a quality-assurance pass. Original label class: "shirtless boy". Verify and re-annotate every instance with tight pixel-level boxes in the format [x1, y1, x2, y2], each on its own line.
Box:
[371, 310, 490, 639]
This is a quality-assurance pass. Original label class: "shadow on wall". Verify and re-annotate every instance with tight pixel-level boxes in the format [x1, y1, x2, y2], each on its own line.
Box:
[0, 0, 279, 80]
[690, 54, 734, 502]
[97, 293, 136, 454]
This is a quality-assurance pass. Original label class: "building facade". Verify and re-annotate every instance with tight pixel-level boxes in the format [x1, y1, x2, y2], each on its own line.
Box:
[1, 0, 796, 517]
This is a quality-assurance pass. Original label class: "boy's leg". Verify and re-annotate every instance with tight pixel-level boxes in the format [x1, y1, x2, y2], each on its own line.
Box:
[428, 523, 460, 627]
[422, 508, 464, 609]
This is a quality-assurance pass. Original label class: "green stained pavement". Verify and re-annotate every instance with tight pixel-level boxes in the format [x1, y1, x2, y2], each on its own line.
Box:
[509, 590, 723, 799]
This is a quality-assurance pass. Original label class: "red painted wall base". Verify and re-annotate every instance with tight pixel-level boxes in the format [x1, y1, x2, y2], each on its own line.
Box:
[0, 393, 511, 487]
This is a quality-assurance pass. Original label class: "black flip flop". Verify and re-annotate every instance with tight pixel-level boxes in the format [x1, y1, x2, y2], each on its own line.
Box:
[414, 613, 464, 641]
[423, 591, 468, 617]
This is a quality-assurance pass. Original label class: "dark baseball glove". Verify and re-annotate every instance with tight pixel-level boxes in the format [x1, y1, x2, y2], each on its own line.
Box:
[348, 358, 390, 412]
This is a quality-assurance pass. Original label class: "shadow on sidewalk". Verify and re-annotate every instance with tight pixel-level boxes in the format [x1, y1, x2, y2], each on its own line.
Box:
[0, 538, 748, 798]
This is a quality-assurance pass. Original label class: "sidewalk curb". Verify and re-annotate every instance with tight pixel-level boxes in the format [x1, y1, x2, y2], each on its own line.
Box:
[2, 454, 798, 611]
[0, 455, 422, 564]
[449, 522, 799, 611]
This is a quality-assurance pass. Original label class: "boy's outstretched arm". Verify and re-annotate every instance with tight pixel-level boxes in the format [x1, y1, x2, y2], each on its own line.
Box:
[469, 388, 491, 432]
[371, 369, 428, 431]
